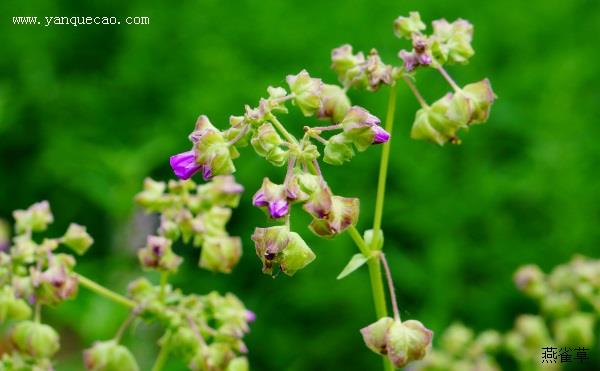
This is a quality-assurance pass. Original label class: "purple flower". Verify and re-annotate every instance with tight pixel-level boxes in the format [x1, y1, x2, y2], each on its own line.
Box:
[252, 178, 294, 219]
[268, 200, 289, 219]
[170, 150, 202, 180]
[246, 310, 256, 323]
[372, 125, 391, 144]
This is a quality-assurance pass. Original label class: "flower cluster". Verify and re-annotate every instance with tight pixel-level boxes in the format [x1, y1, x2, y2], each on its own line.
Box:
[126, 278, 254, 370]
[135, 176, 243, 273]
[170, 70, 388, 277]
[410, 256, 600, 371]
[331, 11, 496, 146]
[0, 201, 94, 369]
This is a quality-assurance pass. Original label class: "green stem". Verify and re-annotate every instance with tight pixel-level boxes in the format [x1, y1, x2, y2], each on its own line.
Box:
[268, 113, 298, 145]
[436, 66, 461, 92]
[371, 84, 398, 250]
[151, 337, 170, 371]
[34, 302, 41, 323]
[76, 273, 136, 309]
[159, 272, 169, 302]
[114, 310, 137, 343]
[402, 76, 429, 109]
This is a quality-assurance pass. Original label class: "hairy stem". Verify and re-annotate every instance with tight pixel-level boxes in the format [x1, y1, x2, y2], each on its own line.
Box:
[380, 253, 400, 321]
[371, 84, 398, 250]
[76, 273, 136, 309]
[402, 76, 429, 109]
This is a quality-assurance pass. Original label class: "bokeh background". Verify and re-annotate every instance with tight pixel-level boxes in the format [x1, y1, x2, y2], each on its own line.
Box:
[1, 0, 599, 369]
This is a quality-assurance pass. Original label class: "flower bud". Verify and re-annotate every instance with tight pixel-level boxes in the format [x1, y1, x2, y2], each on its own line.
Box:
[514, 264, 547, 298]
[252, 178, 294, 219]
[364, 49, 394, 91]
[197, 175, 244, 209]
[0, 220, 9, 252]
[318, 84, 351, 123]
[360, 316, 394, 354]
[286, 70, 323, 117]
[553, 312, 596, 347]
[514, 314, 551, 349]
[31, 255, 79, 305]
[189, 343, 234, 371]
[11, 321, 60, 358]
[430, 19, 474, 65]
[331, 44, 365, 87]
[0, 287, 31, 323]
[541, 291, 577, 317]
[393, 12, 426, 39]
[13, 201, 54, 234]
[473, 330, 502, 354]
[83, 340, 139, 371]
[385, 319, 433, 368]
[251, 226, 315, 276]
[134, 178, 170, 211]
[61, 223, 94, 255]
[170, 150, 203, 180]
[158, 217, 180, 241]
[441, 322, 474, 355]
[410, 93, 469, 145]
[200, 236, 242, 274]
[226, 357, 249, 371]
[307, 195, 359, 239]
[250, 123, 289, 167]
[461, 79, 496, 124]
[324, 134, 355, 165]
[341, 107, 389, 151]
[138, 235, 182, 273]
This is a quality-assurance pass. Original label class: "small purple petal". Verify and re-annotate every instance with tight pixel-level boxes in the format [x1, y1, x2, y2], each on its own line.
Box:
[365, 113, 381, 127]
[252, 192, 268, 207]
[372, 126, 391, 144]
[246, 310, 256, 323]
[170, 150, 202, 180]
[202, 166, 213, 180]
[268, 200, 289, 219]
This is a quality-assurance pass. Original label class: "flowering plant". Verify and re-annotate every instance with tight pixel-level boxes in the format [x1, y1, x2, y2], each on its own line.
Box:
[168, 10, 496, 371]
[0, 10, 504, 371]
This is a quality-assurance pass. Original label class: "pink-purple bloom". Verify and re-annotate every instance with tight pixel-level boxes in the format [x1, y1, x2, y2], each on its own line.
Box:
[170, 150, 202, 180]
[372, 125, 391, 144]
[252, 178, 295, 219]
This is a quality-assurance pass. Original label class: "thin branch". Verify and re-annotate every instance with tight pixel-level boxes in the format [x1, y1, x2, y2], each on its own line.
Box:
[380, 253, 400, 321]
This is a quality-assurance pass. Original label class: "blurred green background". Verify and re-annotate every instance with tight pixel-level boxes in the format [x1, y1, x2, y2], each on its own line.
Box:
[1, 0, 599, 369]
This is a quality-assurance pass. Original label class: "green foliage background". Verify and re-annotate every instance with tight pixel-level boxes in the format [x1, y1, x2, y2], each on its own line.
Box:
[1, 0, 599, 369]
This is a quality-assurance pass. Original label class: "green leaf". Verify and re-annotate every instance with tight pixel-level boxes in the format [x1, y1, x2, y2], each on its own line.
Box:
[337, 253, 369, 280]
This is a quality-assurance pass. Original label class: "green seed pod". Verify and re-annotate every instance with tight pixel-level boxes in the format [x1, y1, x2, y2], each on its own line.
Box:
[441, 322, 474, 356]
[324, 133, 354, 165]
[250, 123, 288, 167]
[541, 291, 577, 317]
[462, 79, 496, 124]
[11, 321, 60, 358]
[307, 196, 359, 239]
[514, 314, 551, 350]
[553, 312, 596, 347]
[0, 287, 31, 323]
[13, 201, 54, 234]
[83, 340, 139, 371]
[138, 236, 182, 273]
[226, 357, 249, 371]
[385, 319, 433, 368]
[514, 264, 547, 299]
[430, 19, 474, 65]
[134, 178, 170, 212]
[318, 84, 351, 123]
[393, 12, 426, 39]
[286, 70, 323, 117]
[62, 223, 94, 255]
[251, 226, 315, 276]
[200, 236, 242, 274]
[360, 316, 394, 354]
